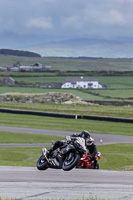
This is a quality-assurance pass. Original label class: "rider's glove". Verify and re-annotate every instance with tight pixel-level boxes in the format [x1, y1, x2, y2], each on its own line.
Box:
[66, 136, 71, 142]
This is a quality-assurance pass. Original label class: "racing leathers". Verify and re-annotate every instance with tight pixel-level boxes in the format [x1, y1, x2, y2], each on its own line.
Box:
[87, 142, 98, 168]
[46, 130, 91, 157]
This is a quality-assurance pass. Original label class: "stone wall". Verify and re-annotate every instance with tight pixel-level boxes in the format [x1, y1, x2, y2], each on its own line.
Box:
[0, 92, 82, 104]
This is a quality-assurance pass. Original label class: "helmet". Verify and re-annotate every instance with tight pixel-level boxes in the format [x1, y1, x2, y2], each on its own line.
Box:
[86, 137, 94, 147]
[80, 130, 91, 139]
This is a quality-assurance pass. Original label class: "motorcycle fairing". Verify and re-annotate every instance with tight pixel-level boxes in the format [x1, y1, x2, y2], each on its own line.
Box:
[59, 144, 75, 155]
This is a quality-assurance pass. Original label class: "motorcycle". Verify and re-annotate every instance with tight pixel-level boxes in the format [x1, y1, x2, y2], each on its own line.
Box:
[37, 136, 86, 171]
[76, 152, 101, 169]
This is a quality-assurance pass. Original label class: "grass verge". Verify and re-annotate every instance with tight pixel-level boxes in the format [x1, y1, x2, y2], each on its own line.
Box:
[0, 112, 133, 136]
[1, 101, 133, 118]
[0, 143, 132, 170]
[0, 132, 64, 143]
[97, 143, 133, 171]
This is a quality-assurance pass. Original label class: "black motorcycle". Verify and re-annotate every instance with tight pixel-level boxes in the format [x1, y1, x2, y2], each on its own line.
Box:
[37, 136, 86, 171]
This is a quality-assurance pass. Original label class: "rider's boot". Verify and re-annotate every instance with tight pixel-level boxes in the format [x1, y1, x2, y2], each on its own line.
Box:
[94, 160, 97, 169]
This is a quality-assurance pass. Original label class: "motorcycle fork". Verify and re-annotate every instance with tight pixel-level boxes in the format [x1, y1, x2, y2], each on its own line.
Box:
[44, 154, 50, 163]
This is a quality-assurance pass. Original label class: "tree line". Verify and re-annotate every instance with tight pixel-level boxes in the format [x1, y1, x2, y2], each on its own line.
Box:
[0, 49, 41, 57]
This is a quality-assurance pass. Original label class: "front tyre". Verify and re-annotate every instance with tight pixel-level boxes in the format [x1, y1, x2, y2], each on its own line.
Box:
[76, 162, 85, 168]
[37, 155, 48, 170]
[90, 162, 99, 169]
[95, 163, 99, 169]
[62, 153, 80, 171]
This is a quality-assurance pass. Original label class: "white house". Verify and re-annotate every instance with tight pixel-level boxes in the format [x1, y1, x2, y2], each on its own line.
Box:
[61, 77, 102, 89]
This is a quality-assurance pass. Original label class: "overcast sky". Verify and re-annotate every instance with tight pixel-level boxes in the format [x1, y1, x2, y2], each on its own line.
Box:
[1, 0, 133, 40]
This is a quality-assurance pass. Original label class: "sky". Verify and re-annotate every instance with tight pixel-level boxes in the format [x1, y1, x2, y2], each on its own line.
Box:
[1, 0, 133, 40]
[1, 0, 133, 57]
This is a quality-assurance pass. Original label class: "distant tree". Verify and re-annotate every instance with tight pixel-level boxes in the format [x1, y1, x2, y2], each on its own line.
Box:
[0, 49, 41, 57]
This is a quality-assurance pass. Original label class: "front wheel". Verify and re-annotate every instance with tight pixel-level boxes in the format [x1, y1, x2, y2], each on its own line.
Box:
[62, 152, 80, 171]
[90, 162, 99, 169]
[75, 162, 85, 168]
[37, 155, 48, 170]
[95, 163, 99, 169]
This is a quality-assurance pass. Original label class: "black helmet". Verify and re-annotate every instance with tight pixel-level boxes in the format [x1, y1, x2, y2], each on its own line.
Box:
[80, 130, 91, 139]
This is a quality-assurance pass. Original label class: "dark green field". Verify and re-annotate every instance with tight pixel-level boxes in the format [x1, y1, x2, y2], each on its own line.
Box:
[12, 75, 133, 89]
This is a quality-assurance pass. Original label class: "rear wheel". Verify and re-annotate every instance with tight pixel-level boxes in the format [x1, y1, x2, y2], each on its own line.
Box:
[37, 155, 48, 170]
[75, 162, 85, 168]
[62, 152, 80, 171]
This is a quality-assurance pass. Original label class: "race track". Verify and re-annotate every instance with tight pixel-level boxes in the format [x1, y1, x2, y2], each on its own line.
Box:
[0, 166, 133, 200]
[1, 125, 133, 146]
[0, 126, 133, 200]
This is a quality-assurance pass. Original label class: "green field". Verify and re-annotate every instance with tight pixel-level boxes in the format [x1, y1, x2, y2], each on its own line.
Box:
[1, 86, 133, 102]
[0, 131, 64, 143]
[0, 101, 133, 119]
[1, 55, 133, 106]
[1, 73, 133, 89]
[98, 143, 133, 171]
[13, 75, 133, 89]
[1, 54, 133, 71]
[84, 89, 133, 100]
[0, 144, 133, 170]
[0, 112, 133, 136]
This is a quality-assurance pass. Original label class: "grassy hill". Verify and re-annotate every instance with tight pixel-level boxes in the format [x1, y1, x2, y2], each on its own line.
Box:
[0, 49, 41, 57]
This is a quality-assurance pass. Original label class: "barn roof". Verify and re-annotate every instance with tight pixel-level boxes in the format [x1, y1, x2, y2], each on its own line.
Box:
[63, 77, 98, 84]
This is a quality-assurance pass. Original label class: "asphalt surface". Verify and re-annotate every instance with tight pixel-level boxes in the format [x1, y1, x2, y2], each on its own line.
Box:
[0, 166, 133, 200]
[0, 126, 133, 147]
[0, 126, 133, 200]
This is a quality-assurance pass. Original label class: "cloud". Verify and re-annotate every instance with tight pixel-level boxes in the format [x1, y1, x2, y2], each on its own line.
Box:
[26, 17, 53, 30]
[62, 15, 83, 29]
[0, 0, 133, 39]
[0, 18, 15, 32]
[91, 9, 127, 26]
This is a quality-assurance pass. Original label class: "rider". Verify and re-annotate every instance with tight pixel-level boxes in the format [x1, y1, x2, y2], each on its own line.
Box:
[86, 137, 98, 168]
[71, 130, 91, 142]
[46, 130, 91, 157]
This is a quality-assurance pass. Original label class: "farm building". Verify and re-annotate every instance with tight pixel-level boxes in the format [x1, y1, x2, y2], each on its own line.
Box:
[0, 67, 8, 72]
[0, 77, 15, 85]
[61, 77, 102, 89]
[10, 62, 51, 72]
